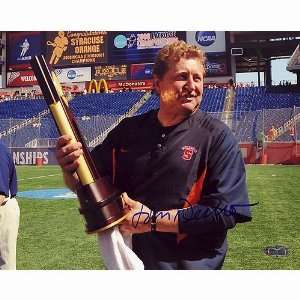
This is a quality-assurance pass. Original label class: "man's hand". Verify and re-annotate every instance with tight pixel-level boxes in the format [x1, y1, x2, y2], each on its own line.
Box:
[0, 195, 6, 206]
[55, 134, 82, 191]
[119, 193, 152, 234]
[55, 135, 83, 174]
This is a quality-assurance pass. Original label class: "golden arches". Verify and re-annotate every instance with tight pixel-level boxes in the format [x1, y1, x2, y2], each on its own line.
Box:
[88, 79, 108, 93]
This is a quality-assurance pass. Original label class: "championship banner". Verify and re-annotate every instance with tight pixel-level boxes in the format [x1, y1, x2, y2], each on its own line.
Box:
[7, 32, 43, 70]
[186, 31, 226, 53]
[93, 65, 127, 80]
[45, 31, 107, 66]
[130, 63, 154, 80]
[54, 67, 91, 83]
[107, 79, 153, 91]
[11, 148, 57, 165]
[7, 70, 38, 87]
[108, 31, 186, 64]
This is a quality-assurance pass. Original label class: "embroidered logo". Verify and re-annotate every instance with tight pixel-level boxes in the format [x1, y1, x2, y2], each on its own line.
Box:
[181, 146, 197, 161]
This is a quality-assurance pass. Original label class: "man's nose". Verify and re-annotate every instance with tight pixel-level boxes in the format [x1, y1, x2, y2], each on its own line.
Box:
[185, 76, 196, 91]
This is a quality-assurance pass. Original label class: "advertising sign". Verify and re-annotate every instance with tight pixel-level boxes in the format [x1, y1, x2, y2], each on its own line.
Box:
[7, 32, 43, 70]
[109, 31, 186, 63]
[54, 67, 91, 83]
[60, 82, 86, 93]
[45, 31, 107, 66]
[131, 63, 154, 80]
[107, 79, 153, 91]
[93, 64, 127, 80]
[7, 70, 38, 87]
[186, 31, 226, 53]
[205, 55, 228, 76]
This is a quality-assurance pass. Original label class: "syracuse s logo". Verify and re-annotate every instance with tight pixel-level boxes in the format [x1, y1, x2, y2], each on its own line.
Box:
[181, 146, 197, 161]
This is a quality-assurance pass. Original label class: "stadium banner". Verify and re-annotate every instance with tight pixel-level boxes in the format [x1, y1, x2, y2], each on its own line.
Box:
[54, 67, 91, 83]
[11, 148, 57, 165]
[7, 32, 43, 71]
[93, 64, 128, 80]
[7, 70, 38, 87]
[130, 63, 154, 80]
[205, 55, 228, 76]
[106, 79, 153, 91]
[108, 31, 186, 64]
[45, 31, 108, 67]
[186, 31, 226, 53]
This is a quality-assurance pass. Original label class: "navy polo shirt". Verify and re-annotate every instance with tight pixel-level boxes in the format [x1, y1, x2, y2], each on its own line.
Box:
[91, 109, 252, 269]
[0, 143, 17, 198]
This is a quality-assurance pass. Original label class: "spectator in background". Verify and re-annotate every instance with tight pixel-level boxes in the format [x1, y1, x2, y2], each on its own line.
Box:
[256, 130, 265, 150]
[0, 142, 20, 270]
[228, 79, 235, 89]
[267, 125, 278, 142]
[289, 125, 296, 142]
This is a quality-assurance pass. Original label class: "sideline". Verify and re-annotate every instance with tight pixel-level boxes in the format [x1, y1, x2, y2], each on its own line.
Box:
[17, 173, 61, 182]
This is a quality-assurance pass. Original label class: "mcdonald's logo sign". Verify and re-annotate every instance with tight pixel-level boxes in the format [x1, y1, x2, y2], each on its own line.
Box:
[88, 79, 108, 93]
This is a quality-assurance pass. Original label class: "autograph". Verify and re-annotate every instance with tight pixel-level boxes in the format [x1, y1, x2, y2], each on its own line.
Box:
[131, 199, 258, 228]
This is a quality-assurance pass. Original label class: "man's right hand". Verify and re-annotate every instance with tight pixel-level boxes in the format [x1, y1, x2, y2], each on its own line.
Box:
[55, 135, 83, 174]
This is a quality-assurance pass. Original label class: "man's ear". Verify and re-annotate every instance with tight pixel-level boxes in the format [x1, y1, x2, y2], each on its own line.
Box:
[153, 75, 160, 95]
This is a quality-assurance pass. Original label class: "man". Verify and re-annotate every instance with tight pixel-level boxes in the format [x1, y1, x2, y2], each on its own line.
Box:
[0, 142, 20, 270]
[56, 41, 252, 269]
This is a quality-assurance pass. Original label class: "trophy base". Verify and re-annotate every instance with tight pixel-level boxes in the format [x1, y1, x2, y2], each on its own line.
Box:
[76, 177, 127, 234]
[87, 213, 128, 234]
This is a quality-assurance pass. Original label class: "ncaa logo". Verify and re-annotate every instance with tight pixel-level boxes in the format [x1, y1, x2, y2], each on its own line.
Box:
[67, 70, 77, 80]
[195, 31, 216, 47]
[114, 34, 127, 49]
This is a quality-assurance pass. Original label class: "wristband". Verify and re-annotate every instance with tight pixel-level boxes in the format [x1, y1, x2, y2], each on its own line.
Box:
[150, 210, 157, 232]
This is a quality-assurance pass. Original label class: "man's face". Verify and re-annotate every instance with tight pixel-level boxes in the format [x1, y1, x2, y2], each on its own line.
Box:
[154, 57, 204, 116]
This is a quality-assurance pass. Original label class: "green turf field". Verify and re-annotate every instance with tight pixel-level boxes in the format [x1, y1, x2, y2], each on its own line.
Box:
[16, 165, 300, 270]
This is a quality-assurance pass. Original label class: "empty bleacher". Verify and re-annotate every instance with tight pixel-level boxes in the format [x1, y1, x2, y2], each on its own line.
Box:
[70, 92, 145, 116]
[0, 87, 299, 147]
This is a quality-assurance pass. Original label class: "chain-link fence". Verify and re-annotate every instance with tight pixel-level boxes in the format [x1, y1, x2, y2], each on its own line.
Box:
[0, 107, 299, 150]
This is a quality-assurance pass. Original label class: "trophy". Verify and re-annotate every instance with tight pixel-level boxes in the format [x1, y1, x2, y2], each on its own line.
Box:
[31, 55, 127, 234]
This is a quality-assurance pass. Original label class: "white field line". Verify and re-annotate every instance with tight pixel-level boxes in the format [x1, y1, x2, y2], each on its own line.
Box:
[17, 173, 61, 182]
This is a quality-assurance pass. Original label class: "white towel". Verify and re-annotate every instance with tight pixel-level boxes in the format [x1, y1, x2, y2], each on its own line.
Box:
[97, 226, 144, 270]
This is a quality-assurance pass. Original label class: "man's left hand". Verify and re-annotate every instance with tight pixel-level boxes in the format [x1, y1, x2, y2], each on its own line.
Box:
[119, 193, 152, 234]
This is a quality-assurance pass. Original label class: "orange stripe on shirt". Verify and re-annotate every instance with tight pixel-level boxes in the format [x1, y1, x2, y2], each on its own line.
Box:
[184, 167, 207, 208]
[112, 148, 116, 185]
[177, 167, 207, 243]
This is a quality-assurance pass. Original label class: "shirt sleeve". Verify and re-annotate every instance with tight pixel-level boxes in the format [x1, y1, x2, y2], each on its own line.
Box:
[0, 145, 17, 197]
[178, 126, 252, 235]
